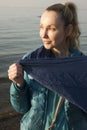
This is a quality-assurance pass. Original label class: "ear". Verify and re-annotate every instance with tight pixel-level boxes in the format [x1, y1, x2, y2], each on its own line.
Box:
[65, 24, 73, 37]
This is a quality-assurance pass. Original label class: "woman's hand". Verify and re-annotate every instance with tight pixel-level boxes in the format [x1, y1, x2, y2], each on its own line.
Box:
[8, 63, 24, 87]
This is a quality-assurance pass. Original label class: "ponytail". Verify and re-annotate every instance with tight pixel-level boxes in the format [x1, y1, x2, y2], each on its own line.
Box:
[64, 2, 81, 49]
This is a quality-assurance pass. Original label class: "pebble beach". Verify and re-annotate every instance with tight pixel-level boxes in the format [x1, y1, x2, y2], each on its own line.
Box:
[0, 78, 22, 130]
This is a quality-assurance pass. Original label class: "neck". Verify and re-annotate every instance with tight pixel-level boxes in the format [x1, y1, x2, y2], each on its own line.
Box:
[52, 47, 69, 57]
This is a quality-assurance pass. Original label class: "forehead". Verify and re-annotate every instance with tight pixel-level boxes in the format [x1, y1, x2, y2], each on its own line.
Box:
[40, 10, 64, 26]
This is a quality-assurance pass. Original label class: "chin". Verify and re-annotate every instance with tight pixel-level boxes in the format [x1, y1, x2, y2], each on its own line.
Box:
[44, 44, 52, 50]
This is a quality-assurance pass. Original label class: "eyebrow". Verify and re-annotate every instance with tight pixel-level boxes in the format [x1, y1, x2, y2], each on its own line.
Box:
[40, 24, 56, 27]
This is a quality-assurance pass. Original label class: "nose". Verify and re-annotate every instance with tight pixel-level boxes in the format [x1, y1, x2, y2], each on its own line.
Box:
[41, 29, 48, 38]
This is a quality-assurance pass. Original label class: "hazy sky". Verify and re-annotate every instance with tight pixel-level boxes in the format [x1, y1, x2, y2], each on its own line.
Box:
[0, 0, 87, 9]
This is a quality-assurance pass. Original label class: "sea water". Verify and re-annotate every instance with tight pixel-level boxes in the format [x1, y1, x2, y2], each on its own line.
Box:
[0, 7, 87, 78]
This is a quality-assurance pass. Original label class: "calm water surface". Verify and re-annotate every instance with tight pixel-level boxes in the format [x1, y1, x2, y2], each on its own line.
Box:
[0, 7, 87, 78]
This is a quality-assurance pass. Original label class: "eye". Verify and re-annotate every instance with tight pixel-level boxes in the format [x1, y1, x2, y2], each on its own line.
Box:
[50, 27, 56, 31]
[48, 26, 56, 31]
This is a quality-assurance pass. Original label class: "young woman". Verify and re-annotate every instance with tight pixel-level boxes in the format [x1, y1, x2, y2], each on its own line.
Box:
[8, 2, 87, 130]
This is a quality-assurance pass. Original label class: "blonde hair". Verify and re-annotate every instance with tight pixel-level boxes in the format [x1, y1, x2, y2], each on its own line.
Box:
[46, 2, 80, 50]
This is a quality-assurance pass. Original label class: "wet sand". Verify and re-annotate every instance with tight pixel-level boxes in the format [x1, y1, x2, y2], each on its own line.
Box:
[0, 78, 22, 130]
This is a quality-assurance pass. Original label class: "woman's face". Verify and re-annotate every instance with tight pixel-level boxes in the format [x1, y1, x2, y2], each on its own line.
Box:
[40, 10, 66, 51]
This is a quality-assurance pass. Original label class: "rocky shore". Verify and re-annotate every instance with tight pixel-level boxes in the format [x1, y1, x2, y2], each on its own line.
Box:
[0, 78, 22, 130]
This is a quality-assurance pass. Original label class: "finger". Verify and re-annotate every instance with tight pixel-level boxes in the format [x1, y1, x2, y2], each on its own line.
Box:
[8, 63, 23, 73]
[9, 63, 21, 70]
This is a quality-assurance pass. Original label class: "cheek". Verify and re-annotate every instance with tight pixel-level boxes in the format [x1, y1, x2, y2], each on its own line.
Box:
[51, 33, 59, 42]
[56, 31, 65, 39]
[53, 32, 65, 45]
[46, 31, 57, 39]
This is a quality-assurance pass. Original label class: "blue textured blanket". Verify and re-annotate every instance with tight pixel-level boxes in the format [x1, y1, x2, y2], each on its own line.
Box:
[19, 56, 87, 113]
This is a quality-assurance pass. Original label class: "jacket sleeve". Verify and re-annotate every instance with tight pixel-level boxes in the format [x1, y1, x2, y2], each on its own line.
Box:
[10, 50, 41, 114]
[10, 72, 31, 114]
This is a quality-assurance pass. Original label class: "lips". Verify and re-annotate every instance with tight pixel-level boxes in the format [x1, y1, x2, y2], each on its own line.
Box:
[43, 40, 51, 44]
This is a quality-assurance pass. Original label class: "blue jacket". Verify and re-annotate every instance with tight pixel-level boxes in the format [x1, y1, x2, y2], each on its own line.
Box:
[10, 46, 87, 130]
